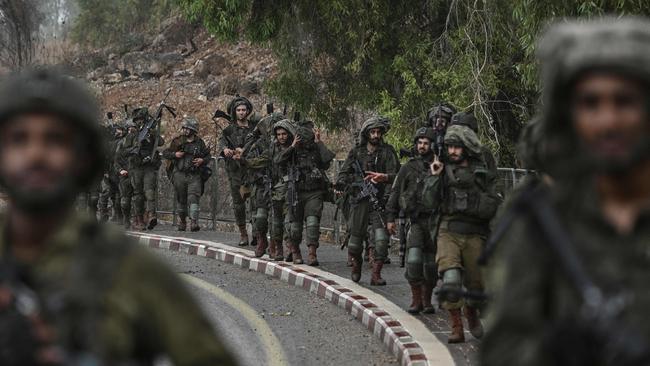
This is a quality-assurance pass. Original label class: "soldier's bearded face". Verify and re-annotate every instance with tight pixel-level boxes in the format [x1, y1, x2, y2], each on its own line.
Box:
[447, 145, 465, 162]
[368, 128, 383, 145]
[236, 106, 249, 121]
[572, 73, 650, 171]
[435, 116, 448, 131]
[416, 138, 431, 155]
[182, 127, 192, 136]
[276, 128, 289, 144]
[0, 113, 82, 212]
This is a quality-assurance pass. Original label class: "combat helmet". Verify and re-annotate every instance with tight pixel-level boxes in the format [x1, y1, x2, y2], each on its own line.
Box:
[227, 95, 253, 120]
[0, 67, 105, 188]
[413, 127, 436, 143]
[132, 107, 150, 122]
[182, 117, 200, 133]
[450, 112, 479, 133]
[426, 103, 456, 126]
[273, 119, 296, 140]
[124, 118, 137, 130]
[444, 125, 482, 157]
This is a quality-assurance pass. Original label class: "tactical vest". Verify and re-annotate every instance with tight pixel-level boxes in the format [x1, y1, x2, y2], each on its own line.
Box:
[176, 137, 207, 174]
[441, 159, 499, 229]
[293, 146, 328, 192]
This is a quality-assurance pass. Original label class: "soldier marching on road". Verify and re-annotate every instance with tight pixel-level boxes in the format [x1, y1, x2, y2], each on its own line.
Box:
[163, 117, 211, 232]
[386, 127, 438, 313]
[115, 119, 137, 230]
[420, 123, 500, 343]
[98, 121, 125, 223]
[335, 117, 400, 285]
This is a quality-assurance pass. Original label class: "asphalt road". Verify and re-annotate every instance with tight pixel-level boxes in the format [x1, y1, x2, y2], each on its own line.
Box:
[144, 223, 480, 366]
[154, 249, 399, 366]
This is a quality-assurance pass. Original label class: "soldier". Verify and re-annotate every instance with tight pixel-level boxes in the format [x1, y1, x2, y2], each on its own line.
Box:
[386, 127, 438, 313]
[217, 96, 258, 246]
[115, 119, 138, 229]
[121, 107, 165, 230]
[420, 124, 500, 343]
[275, 120, 335, 265]
[335, 117, 400, 284]
[0, 68, 235, 365]
[240, 111, 286, 257]
[481, 18, 650, 365]
[98, 122, 125, 223]
[163, 117, 210, 232]
[448, 111, 498, 180]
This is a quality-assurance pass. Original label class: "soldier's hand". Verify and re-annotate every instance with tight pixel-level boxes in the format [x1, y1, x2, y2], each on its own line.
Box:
[120, 170, 129, 177]
[314, 128, 321, 143]
[292, 135, 302, 147]
[431, 156, 444, 175]
[386, 222, 396, 235]
[192, 158, 204, 166]
[365, 171, 388, 183]
[175, 151, 185, 158]
[223, 148, 234, 158]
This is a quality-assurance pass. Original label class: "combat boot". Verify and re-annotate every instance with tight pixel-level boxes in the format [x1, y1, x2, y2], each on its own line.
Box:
[273, 240, 284, 261]
[370, 260, 386, 286]
[255, 233, 268, 258]
[350, 253, 362, 283]
[346, 253, 353, 267]
[284, 241, 293, 262]
[267, 239, 277, 260]
[463, 306, 484, 339]
[178, 215, 187, 231]
[146, 212, 157, 230]
[448, 309, 466, 343]
[306, 245, 319, 266]
[190, 219, 200, 232]
[422, 282, 436, 314]
[237, 225, 249, 246]
[291, 243, 303, 264]
[407, 283, 423, 314]
[133, 215, 145, 230]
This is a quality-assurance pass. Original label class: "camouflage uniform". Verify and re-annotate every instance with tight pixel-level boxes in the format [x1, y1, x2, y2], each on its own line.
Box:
[336, 117, 399, 284]
[274, 120, 335, 265]
[162, 118, 210, 232]
[386, 127, 438, 313]
[216, 96, 258, 245]
[98, 123, 124, 223]
[114, 120, 137, 229]
[120, 110, 165, 230]
[242, 112, 285, 257]
[0, 68, 236, 365]
[421, 124, 500, 343]
[481, 18, 650, 366]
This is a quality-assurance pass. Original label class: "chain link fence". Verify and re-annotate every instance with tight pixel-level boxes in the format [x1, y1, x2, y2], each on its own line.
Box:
[156, 158, 533, 236]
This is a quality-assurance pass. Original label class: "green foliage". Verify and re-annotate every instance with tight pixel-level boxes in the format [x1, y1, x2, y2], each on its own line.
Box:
[71, 0, 176, 47]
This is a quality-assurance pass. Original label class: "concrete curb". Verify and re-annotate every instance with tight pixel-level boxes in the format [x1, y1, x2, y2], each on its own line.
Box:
[129, 232, 436, 366]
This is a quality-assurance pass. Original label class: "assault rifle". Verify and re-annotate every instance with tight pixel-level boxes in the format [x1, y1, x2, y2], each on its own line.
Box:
[211, 109, 238, 159]
[138, 88, 176, 161]
[351, 160, 384, 216]
[398, 210, 407, 267]
[287, 156, 300, 218]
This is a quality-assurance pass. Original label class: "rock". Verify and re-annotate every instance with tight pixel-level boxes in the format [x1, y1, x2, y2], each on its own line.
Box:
[103, 73, 124, 85]
[204, 81, 221, 100]
[173, 70, 190, 78]
[221, 75, 239, 95]
[239, 78, 259, 96]
[119, 51, 183, 77]
[191, 54, 230, 80]
[152, 16, 196, 51]
[197, 94, 208, 102]
[191, 59, 208, 79]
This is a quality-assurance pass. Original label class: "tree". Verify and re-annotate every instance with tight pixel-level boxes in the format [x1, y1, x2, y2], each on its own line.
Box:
[0, 0, 42, 69]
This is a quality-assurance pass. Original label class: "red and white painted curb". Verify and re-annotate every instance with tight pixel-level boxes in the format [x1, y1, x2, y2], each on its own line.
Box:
[128, 232, 444, 366]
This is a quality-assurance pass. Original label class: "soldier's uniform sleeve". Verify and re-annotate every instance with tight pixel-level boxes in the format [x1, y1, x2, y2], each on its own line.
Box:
[385, 164, 408, 222]
[216, 125, 232, 155]
[480, 219, 553, 366]
[114, 140, 128, 173]
[315, 141, 335, 169]
[335, 149, 356, 188]
[162, 136, 181, 160]
[274, 144, 295, 165]
[243, 142, 271, 169]
[420, 173, 442, 210]
[106, 246, 237, 365]
[384, 145, 401, 184]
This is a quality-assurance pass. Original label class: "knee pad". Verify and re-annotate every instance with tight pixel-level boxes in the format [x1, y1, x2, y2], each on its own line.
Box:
[189, 203, 200, 220]
[289, 221, 303, 242]
[406, 247, 424, 280]
[374, 228, 389, 244]
[348, 235, 363, 256]
[441, 269, 462, 303]
[255, 208, 269, 221]
[305, 216, 320, 243]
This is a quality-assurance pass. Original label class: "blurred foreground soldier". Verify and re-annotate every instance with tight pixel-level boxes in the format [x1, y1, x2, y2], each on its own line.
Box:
[421, 125, 500, 343]
[482, 18, 650, 366]
[163, 117, 210, 232]
[386, 127, 438, 313]
[115, 119, 137, 229]
[275, 121, 335, 265]
[336, 117, 399, 283]
[0, 68, 235, 365]
[217, 96, 257, 246]
[98, 122, 125, 223]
